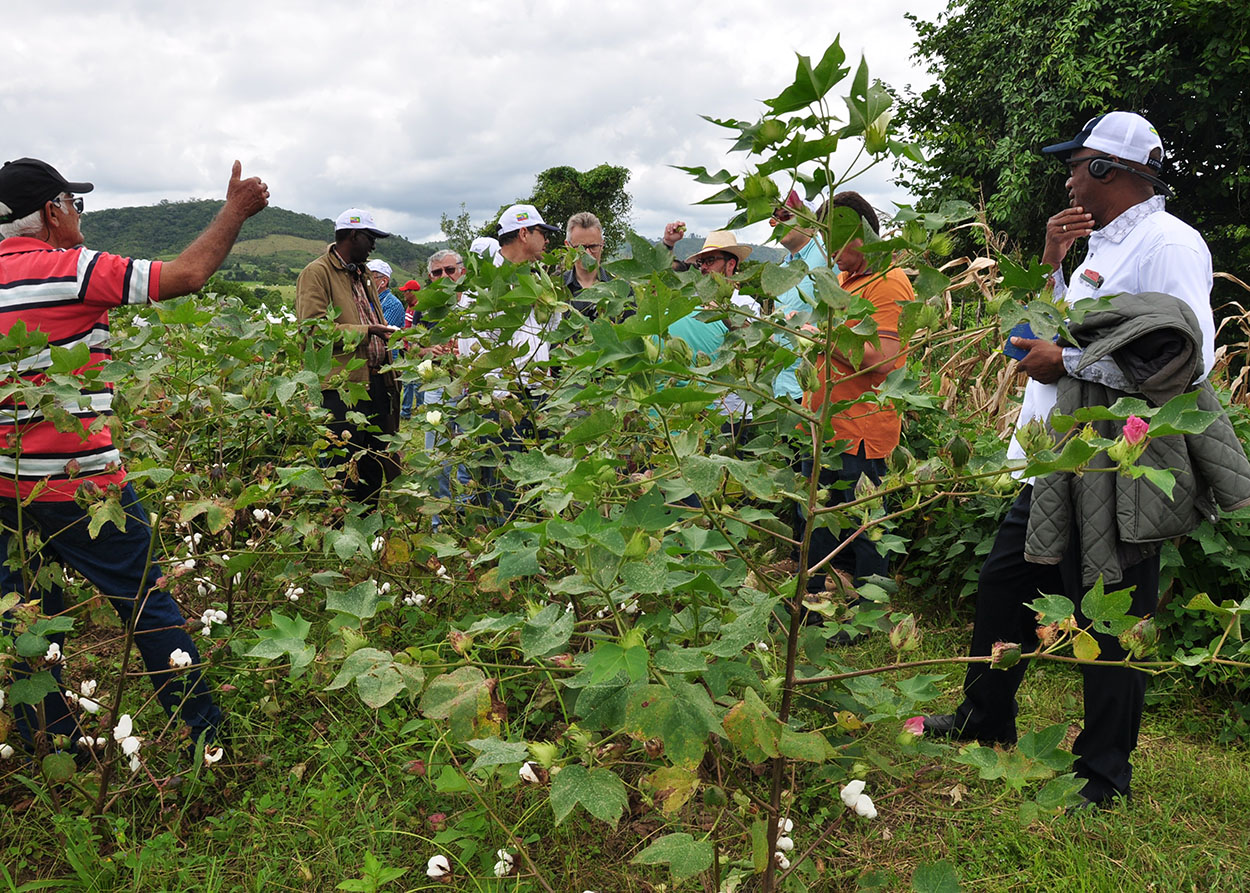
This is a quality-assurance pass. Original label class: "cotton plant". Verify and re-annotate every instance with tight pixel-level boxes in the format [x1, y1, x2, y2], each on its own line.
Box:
[840, 779, 878, 819]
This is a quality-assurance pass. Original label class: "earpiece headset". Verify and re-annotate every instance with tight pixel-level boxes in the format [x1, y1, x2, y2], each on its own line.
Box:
[1087, 156, 1175, 198]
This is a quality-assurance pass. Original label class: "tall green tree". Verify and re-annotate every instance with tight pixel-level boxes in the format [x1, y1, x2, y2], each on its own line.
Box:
[528, 164, 633, 256]
[897, 0, 1250, 279]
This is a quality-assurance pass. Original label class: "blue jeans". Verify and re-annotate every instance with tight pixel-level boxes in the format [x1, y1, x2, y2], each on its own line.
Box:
[2, 482, 222, 746]
[401, 382, 421, 419]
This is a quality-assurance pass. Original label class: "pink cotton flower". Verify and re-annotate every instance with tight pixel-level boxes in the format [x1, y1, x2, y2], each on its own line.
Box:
[904, 716, 926, 736]
[1123, 415, 1149, 445]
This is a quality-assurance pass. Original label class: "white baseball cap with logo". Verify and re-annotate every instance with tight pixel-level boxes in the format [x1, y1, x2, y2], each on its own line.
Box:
[497, 203, 561, 236]
[334, 207, 391, 238]
[1042, 111, 1164, 170]
[366, 259, 393, 278]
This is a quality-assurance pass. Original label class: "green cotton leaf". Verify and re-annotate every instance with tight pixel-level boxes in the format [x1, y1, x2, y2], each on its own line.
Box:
[520, 603, 574, 661]
[997, 254, 1054, 293]
[952, 745, 1007, 779]
[631, 832, 714, 884]
[48, 341, 92, 375]
[722, 688, 781, 763]
[15, 631, 53, 658]
[8, 670, 61, 707]
[418, 666, 499, 742]
[912, 860, 963, 893]
[244, 611, 315, 678]
[623, 682, 721, 768]
[778, 726, 837, 763]
[644, 766, 700, 817]
[466, 737, 530, 774]
[1017, 723, 1076, 772]
[1080, 579, 1133, 624]
[760, 260, 809, 298]
[86, 494, 129, 539]
[651, 647, 709, 674]
[1184, 592, 1239, 619]
[562, 409, 617, 445]
[751, 818, 771, 873]
[912, 264, 952, 300]
[549, 764, 629, 827]
[1149, 389, 1219, 436]
[497, 544, 540, 583]
[1127, 464, 1177, 499]
[176, 499, 235, 535]
[582, 641, 650, 686]
[681, 455, 725, 499]
[620, 552, 669, 594]
[325, 647, 422, 709]
[1027, 594, 1076, 623]
[705, 594, 779, 658]
[1032, 774, 1088, 811]
[275, 466, 330, 491]
[325, 580, 391, 623]
[508, 450, 577, 486]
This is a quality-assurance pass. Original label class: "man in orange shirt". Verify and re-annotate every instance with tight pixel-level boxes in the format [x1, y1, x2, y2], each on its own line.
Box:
[801, 191, 913, 616]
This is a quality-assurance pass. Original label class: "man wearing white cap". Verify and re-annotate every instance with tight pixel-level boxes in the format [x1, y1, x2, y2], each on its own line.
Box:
[367, 259, 405, 361]
[924, 112, 1216, 810]
[496, 203, 561, 265]
[296, 209, 400, 506]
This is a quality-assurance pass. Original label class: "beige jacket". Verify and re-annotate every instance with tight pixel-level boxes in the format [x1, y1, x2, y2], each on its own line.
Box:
[295, 246, 385, 384]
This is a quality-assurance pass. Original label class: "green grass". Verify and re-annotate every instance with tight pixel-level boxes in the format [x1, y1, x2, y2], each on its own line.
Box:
[4, 600, 1248, 892]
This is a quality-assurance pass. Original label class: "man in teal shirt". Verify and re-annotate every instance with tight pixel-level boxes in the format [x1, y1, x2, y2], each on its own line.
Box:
[771, 190, 833, 402]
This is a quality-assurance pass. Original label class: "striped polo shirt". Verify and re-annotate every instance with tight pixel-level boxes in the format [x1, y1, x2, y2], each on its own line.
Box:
[0, 236, 162, 501]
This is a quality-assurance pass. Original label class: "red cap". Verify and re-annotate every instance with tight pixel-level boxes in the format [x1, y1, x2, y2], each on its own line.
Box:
[398, 279, 422, 292]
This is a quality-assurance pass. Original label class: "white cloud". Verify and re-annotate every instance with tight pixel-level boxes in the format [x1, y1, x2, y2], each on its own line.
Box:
[3, 0, 946, 247]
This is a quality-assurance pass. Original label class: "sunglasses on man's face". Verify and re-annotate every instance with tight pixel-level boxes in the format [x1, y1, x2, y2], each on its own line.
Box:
[430, 266, 461, 277]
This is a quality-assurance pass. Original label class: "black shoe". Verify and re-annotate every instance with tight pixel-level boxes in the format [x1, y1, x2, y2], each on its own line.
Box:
[922, 713, 1015, 746]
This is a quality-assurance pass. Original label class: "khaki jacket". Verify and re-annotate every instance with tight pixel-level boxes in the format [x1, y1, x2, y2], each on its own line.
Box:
[295, 246, 385, 385]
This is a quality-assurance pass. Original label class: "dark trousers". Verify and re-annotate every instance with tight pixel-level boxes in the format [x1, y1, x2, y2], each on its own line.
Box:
[953, 485, 1158, 801]
[2, 483, 222, 746]
[321, 374, 400, 506]
[799, 445, 889, 593]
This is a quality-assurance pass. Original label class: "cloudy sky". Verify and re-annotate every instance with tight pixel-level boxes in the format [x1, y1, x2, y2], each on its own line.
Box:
[5, 0, 948, 247]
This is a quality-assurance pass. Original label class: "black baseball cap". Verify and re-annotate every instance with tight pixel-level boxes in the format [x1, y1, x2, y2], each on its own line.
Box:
[0, 158, 94, 225]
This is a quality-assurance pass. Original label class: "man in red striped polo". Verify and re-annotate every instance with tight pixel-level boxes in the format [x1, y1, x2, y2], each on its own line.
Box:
[0, 157, 269, 755]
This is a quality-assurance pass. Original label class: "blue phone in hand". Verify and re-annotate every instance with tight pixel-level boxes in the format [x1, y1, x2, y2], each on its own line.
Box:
[1003, 322, 1035, 360]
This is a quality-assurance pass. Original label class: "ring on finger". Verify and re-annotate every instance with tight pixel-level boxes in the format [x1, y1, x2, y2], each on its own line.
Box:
[1062, 224, 1067, 232]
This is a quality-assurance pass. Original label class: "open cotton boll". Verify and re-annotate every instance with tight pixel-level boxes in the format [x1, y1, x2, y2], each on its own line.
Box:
[840, 779, 866, 807]
[425, 855, 451, 878]
[854, 794, 878, 819]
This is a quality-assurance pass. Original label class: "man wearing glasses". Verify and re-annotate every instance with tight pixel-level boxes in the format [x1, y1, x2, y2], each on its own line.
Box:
[562, 211, 611, 319]
[923, 112, 1217, 810]
[296, 209, 400, 506]
[421, 250, 471, 518]
[664, 229, 761, 444]
[0, 157, 268, 753]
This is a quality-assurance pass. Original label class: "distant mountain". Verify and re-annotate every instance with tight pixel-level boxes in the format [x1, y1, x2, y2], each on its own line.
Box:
[80, 200, 440, 284]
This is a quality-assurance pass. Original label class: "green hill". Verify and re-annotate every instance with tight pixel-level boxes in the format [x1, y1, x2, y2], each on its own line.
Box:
[80, 200, 441, 285]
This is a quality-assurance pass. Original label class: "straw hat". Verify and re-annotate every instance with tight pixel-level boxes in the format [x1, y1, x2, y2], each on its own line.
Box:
[686, 230, 752, 264]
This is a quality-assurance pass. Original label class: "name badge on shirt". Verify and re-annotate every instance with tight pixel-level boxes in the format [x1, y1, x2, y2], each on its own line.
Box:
[1079, 268, 1104, 289]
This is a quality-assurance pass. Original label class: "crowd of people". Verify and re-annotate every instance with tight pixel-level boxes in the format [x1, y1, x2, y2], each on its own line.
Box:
[2, 109, 1247, 815]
